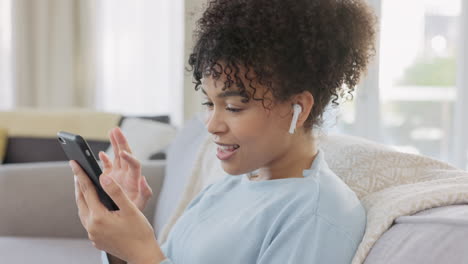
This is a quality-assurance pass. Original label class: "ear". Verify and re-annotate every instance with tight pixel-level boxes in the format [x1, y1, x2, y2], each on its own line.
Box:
[292, 91, 314, 129]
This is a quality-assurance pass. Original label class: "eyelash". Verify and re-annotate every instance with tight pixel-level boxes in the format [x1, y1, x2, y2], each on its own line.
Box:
[201, 102, 242, 113]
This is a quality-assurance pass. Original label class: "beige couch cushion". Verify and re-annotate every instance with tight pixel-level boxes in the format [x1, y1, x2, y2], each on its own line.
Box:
[0, 160, 165, 238]
[0, 108, 121, 140]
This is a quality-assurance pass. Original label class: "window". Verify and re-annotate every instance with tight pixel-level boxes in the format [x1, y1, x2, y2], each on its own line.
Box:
[336, 0, 467, 169]
[380, 0, 461, 162]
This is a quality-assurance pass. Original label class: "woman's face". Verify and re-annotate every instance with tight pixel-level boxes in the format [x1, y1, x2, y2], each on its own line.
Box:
[201, 75, 294, 176]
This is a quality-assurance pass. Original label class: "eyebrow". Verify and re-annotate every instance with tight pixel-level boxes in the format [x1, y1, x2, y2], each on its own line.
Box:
[201, 88, 248, 99]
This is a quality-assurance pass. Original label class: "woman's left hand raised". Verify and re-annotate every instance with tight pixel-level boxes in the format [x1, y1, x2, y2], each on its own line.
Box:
[70, 161, 165, 264]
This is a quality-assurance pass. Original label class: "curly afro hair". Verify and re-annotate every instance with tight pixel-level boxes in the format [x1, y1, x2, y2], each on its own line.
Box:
[188, 0, 377, 130]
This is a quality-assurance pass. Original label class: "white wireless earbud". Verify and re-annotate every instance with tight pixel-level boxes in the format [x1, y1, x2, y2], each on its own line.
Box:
[289, 104, 302, 134]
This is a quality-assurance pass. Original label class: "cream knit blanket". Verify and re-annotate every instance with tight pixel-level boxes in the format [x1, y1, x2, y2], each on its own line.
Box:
[159, 133, 468, 264]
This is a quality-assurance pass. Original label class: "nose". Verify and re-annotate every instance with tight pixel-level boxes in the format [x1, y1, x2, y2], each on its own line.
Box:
[205, 109, 228, 135]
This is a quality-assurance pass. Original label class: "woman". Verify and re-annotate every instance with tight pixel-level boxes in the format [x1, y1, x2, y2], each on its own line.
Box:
[70, 0, 376, 263]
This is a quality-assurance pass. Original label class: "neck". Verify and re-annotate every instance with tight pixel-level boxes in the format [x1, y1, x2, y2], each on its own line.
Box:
[253, 130, 318, 181]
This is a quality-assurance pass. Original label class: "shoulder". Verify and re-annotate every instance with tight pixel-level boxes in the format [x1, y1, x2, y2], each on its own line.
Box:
[315, 163, 366, 246]
[284, 167, 366, 248]
[279, 177, 321, 216]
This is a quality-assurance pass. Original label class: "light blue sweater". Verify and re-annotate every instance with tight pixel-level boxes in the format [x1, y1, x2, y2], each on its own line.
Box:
[103, 149, 366, 264]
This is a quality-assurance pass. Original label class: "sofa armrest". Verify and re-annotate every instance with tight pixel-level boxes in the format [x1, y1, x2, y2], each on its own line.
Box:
[0, 160, 165, 238]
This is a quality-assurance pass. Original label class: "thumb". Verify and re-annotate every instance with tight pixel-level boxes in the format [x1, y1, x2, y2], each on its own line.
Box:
[100, 175, 134, 212]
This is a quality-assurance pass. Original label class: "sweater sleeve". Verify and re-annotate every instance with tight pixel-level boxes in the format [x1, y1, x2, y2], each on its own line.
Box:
[258, 215, 359, 264]
[100, 251, 175, 264]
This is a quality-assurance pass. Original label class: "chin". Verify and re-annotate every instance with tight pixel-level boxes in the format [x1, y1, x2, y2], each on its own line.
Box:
[220, 163, 249, 176]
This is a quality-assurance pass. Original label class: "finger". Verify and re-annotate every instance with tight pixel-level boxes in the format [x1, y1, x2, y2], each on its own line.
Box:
[74, 176, 89, 226]
[136, 177, 153, 210]
[140, 176, 153, 199]
[70, 161, 106, 212]
[99, 151, 113, 173]
[114, 127, 132, 154]
[100, 175, 135, 213]
[121, 150, 141, 191]
[114, 128, 132, 171]
[109, 129, 121, 169]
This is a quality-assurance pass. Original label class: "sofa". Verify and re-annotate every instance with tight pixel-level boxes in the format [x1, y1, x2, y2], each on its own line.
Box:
[0, 109, 173, 263]
[1, 112, 468, 264]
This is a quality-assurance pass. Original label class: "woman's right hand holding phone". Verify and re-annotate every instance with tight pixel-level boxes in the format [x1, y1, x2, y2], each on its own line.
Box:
[72, 128, 164, 264]
[98, 127, 153, 212]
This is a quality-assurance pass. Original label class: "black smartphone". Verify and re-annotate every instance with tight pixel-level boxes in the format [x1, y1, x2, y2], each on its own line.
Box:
[57, 131, 119, 211]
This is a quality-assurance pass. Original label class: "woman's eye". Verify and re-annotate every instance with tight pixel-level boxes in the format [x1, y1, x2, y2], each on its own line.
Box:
[202, 102, 242, 113]
[226, 107, 242, 113]
[201, 102, 214, 109]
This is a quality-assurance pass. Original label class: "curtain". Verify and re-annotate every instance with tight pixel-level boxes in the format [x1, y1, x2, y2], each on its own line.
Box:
[0, 0, 13, 109]
[11, 0, 95, 108]
[7, 0, 184, 126]
[94, 0, 184, 126]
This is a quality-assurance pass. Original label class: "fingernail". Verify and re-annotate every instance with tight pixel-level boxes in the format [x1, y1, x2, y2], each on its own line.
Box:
[102, 176, 112, 186]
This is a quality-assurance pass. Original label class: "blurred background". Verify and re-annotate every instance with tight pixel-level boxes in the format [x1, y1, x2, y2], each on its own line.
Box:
[0, 0, 467, 170]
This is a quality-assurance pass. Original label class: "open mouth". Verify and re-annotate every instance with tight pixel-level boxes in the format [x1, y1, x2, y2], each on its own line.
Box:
[216, 144, 240, 160]
[218, 144, 240, 151]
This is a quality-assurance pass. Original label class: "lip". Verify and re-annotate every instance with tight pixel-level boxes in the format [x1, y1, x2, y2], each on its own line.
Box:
[216, 146, 239, 161]
[214, 142, 239, 147]
[214, 141, 240, 161]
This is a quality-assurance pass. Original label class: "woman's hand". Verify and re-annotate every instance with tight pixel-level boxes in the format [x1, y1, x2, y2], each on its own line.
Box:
[70, 160, 166, 264]
[99, 127, 153, 211]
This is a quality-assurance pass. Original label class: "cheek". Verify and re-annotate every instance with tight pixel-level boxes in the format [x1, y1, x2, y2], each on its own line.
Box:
[232, 112, 269, 139]
[234, 111, 286, 149]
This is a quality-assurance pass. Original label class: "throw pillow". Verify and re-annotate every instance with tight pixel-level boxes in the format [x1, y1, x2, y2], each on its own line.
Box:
[0, 109, 121, 163]
[0, 127, 7, 163]
[317, 133, 455, 199]
[106, 118, 177, 161]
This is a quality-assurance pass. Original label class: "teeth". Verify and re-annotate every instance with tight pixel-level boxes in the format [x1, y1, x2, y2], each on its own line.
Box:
[219, 145, 239, 151]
